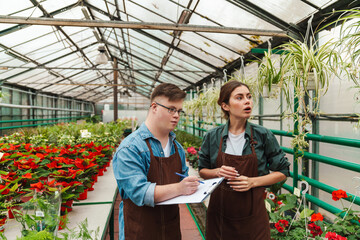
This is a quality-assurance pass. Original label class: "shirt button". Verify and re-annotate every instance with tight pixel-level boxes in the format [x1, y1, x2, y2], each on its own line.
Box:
[161, 152, 163, 154]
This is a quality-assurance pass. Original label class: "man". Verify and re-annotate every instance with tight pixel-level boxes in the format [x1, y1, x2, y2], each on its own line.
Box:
[113, 83, 200, 240]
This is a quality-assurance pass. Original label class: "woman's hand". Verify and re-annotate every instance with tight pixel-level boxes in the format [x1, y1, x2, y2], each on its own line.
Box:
[217, 165, 239, 180]
[227, 175, 254, 192]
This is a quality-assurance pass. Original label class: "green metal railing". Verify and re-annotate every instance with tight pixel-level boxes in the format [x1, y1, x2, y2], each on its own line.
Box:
[178, 117, 360, 217]
[0, 116, 89, 130]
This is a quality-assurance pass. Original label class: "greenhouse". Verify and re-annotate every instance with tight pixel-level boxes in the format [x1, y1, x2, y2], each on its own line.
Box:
[0, 0, 360, 239]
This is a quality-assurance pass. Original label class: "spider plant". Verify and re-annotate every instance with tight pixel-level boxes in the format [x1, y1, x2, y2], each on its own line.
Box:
[280, 38, 339, 98]
[327, 9, 360, 93]
[256, 51, 284, 98]
[277, 37, 340, 152]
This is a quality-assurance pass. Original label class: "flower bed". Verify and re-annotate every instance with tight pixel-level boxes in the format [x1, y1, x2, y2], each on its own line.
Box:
[266, 189, 360, 240]
[0, 121, 132, 237]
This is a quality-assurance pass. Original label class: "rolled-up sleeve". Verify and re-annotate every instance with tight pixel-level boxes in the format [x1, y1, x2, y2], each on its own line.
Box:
[264, 129, 290, 177]
[113, 146, 155, 207]
[198, 132, 211, 170]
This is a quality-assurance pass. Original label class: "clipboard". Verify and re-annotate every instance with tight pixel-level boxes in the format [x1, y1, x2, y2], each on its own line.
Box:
[157, 177, 224, 205]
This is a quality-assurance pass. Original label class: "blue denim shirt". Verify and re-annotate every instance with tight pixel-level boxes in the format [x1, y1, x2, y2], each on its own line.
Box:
[113, 123, 188, 240]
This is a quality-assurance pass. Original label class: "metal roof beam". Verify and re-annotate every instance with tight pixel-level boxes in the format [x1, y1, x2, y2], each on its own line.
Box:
[0, 15, 289, 37]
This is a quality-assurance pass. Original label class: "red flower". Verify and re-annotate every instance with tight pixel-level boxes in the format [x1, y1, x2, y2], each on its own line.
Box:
[187, 147, 197, 155]
[275, 219, 288, 233]
[325, 232, 347, 240]
[311, 212, 324, 222]
[1, 172, 17, 181]
[332, 189, 348, 201]
[308, 222, 323, 237]
[22, 173, 32, 179]
[46, 161, 62, 169]
[0, 183, 10, 195]
[30, 181, 44, 192]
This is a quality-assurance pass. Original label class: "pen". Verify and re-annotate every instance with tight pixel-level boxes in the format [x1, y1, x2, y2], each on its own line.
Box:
[175, 172, 205, 184]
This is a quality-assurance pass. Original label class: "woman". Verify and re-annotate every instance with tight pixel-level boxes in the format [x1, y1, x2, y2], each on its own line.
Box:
[198, 80, 290, 240]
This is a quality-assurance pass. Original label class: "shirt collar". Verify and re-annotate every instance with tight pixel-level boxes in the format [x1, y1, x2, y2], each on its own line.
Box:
[222, 120, 251, 139]
[138, 122, 176, 141]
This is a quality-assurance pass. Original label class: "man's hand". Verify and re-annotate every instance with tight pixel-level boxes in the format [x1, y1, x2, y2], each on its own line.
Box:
[178, 176, 200, 195]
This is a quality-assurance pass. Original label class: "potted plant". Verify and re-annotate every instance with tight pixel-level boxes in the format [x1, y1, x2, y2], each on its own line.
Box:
[0, 202, 7, 233]
[256, 51, 284, 98]
[274, 37, 340, 152]
[325, 9, 360, 94]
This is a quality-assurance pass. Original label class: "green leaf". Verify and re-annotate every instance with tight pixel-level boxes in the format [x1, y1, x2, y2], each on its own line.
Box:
[299, 208, 313, 218]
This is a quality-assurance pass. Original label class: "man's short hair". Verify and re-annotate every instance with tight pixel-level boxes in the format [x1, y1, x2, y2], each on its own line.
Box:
[150, 83, 186, 102]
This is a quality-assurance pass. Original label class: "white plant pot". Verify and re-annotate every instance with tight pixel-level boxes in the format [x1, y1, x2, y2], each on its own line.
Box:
[303, 72, 316, 91]
[262, 84, 278, 98]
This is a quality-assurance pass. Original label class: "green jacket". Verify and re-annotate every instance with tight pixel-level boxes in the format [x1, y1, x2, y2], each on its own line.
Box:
[198, 120, 290, 177]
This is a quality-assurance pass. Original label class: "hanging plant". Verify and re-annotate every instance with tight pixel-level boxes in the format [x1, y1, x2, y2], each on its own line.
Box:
[277, 37, 340, 153]
[256, 51, 286, 98]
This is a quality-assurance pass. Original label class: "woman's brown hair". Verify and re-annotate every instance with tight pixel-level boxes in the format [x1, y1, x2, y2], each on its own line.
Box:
[217, 80, 250, 119]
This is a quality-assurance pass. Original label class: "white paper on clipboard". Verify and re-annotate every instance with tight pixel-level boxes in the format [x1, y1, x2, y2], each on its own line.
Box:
[157, 177, 224, 205]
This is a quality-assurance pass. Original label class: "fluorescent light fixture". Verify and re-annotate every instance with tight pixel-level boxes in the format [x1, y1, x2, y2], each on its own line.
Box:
[95, 45, 108, 65]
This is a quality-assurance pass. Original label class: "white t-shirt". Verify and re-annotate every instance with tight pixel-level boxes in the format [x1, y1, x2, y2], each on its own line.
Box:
[225, 131, 246, 156]
[163, 138, 171, 157]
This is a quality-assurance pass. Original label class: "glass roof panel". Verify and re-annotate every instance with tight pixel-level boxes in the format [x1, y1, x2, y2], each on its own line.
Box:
[41, 0, 78, 13]
[0, 0, 352, 102]
[250, 0, 315, 24]
[307, 0, 337, 8]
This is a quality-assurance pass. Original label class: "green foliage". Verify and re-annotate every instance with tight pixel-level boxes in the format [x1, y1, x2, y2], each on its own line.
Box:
[16, 230, 60, 240]
[325, 209, 360, 239]
[174, 130, 202, 148]
[15, 192, 61, 237]
[183, 86, 220, 122]
[85, 115, 101, 123]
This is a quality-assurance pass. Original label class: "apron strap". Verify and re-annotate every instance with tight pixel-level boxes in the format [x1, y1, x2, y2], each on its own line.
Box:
[145, 139, 154, 157]
[249, 126, 257, 154]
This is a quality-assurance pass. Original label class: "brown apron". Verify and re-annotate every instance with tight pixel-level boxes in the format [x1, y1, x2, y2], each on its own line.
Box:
[123, 139, 182, 240]
[206, 127, 270, 240]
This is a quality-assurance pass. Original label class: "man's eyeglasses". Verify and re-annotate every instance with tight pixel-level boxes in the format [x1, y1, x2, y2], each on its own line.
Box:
[153, 102, 185, 116]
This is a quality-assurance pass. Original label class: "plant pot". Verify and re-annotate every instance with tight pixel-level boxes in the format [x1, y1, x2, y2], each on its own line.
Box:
[62, 200, 73, 213]
[7, 206, 21, 219]
[302, 72, 316, 91]
[58, 214, 67, 230]
[0, 216, 7, 232]
[88, 182, 95, 191]
[92, 174, 98, 182]
[20, 195, 33, 203]
[39, 176, 49, 181]
[78, 189, 88, 200]
[262, 84, 278, 98]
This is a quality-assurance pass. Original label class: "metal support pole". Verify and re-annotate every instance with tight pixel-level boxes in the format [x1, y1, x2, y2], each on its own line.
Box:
[259, 96, 263, 126]
[113, 58, 118, 122]
[293, 86, 299, 188]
